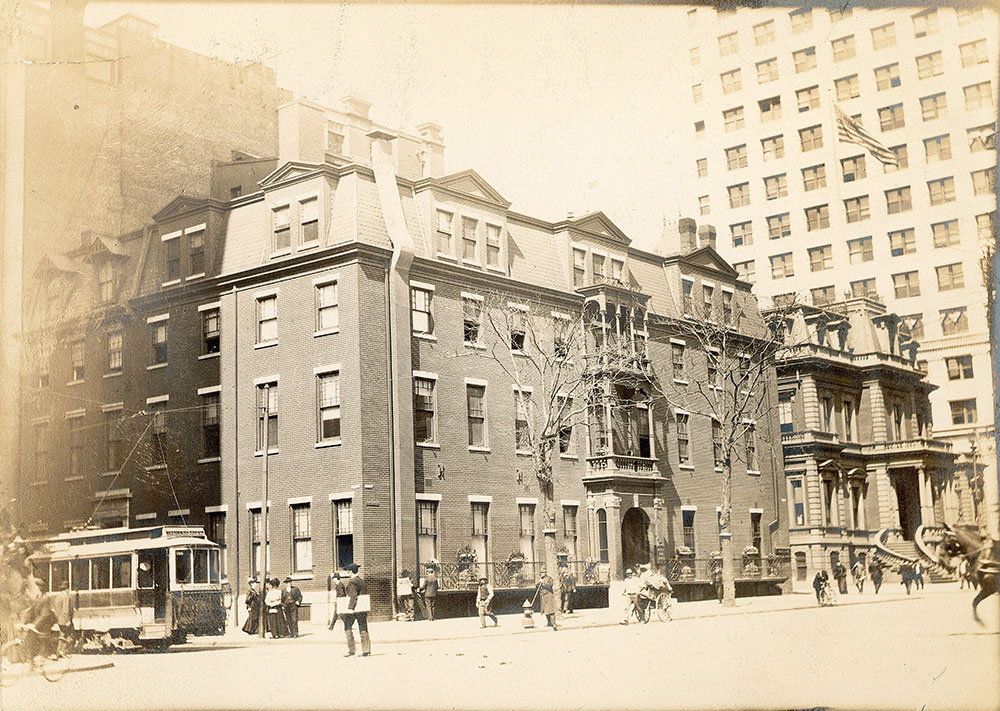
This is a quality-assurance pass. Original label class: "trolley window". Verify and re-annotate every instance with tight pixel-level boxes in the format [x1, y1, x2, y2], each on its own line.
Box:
[72, 559, 90, 591]
[32, 562, 50, 592]
[111, 555, 131, 589]
[51, 560, 69, 592]
[209, 549, 221, 584]
[193, 549, 209, 584]
[175, 549, 192, 584]
[92, 557, 111, 590]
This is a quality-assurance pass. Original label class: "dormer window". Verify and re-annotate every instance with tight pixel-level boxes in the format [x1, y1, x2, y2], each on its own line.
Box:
[436, 210, 453, 257]
[462, 218, 478, 262]
[611, 259, 624, 283]
[166, 239, 180, 282]
[300, 197, 319, 244]
[572, 248, 586, 287]
[273, 205, 290, 252]
[592, 254, 605, 284]
[98, 262, 114, 302]
[189, 229, 204, 275]
[682, 280, 694, 315]
[485, 224, 501, 269]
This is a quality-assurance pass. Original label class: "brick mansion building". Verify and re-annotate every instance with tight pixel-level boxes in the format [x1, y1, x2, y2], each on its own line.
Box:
[17, 96, 788, 618]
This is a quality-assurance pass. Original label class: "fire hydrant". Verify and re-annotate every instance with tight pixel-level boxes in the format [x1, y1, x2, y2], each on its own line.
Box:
[521, 599, 535, 628]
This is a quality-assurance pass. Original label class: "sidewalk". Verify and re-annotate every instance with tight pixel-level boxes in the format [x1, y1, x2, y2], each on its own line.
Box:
[195, 581, 952, 649]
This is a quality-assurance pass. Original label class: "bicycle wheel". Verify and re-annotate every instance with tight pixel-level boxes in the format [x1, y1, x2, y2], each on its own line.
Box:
[655, 592, 673, 622]
[41, 637, 71, 682]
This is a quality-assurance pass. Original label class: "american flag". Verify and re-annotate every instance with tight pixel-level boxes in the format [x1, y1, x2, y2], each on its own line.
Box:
[835, 106, 898, 167]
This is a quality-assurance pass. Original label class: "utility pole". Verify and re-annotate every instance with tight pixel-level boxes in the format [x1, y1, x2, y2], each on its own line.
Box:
[258, 384, 270, 638]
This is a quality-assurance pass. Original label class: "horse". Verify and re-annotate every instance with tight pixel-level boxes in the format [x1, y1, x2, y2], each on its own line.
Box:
[934, 524, 999, 625]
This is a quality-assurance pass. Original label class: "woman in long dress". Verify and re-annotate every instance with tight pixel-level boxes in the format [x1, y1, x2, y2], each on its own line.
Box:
[242, 578, 260, 635]
[537, 571, 558, 630]
[264, 578, 287, 638]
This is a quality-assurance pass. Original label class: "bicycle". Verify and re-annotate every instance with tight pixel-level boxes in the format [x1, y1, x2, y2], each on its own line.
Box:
[818, 582, 837, 607]
[1, 624, 79, 686]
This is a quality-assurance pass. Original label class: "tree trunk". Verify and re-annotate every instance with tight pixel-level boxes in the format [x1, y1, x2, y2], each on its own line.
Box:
[720, 463, 736, 607]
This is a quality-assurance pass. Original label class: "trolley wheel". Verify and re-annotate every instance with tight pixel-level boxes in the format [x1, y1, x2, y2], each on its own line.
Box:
[655, 592, 673, 622]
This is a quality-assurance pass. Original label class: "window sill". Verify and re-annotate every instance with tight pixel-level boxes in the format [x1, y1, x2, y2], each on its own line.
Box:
[64, 476, 84, 482]
[747, 469, 761, 476]
[515, 449, 533, 457]
[559, 453, 579, 460]
[161, 279, 182, 288]
[103, 371, 122, 379]
[198, 457, 221, 464]
[512, 350, 529, 358]
[198, 352, 221, 360]
[270, 249, 292, 259]
[485, 265, 506, 275]
[436, 252, 458, 262]
[412, 333, 437, 342]
[461, 259, 481, 268]
[254, 341, 278, 350]
[185, 273, 206, 281]
[315, 440, 342, 449]
[416, 442, 441, 450]
[147, 363, 168, 371]
[468, 446, 491, 454]
[673, 379, 689, 385]
[464, 342, 486, 350]
[289, 572, 313, 581]
[314, 328, 340, 338]
[297, 242, 320, 252]
[100, 470, 120, 478]
[254, 449, 280, 457]
[678, 464, 695, 471]
[66, 379, 84, 386]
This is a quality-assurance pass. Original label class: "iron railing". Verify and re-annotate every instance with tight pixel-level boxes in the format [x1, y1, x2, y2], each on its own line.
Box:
[436, 559, 610, 590]
[586, 454, 656, 473]
[665, 555, 790, 583]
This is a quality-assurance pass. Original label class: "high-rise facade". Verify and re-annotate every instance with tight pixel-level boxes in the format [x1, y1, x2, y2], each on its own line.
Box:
[678, 3, 998, 532]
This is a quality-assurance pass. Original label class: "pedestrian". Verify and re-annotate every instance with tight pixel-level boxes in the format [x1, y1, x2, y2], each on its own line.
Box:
[476, 576, 498, 628]
[619, 568, 642, 625]
[812, 570, 828, 605]
[397, 569, 415, 622]
[421, 564, 439, 621]
[243, 578, 260, 634]
[342, 563, 371, 657]
[264, 578, 286, 638]
[958, 558, 970, 589]
[913, 561, 925, 590]
[281, 576, 303, 638]
[561, 566, 577, 615]
[869, 561, 883, 594]
[851, 560, 866, 593]
[329, 572, 344, 630]
[536, 570, 558, 630]
[899, 563, 914, 595]
[710, 562, 723, 603]
[833, 560, 848, 595]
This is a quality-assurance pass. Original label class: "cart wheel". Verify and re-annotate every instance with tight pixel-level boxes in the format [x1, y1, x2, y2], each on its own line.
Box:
[655, 593, 673, 622]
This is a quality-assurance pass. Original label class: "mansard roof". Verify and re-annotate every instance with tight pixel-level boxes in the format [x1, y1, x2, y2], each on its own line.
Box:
[421, 169, 511, 208]
[673, 246, 739, 278]
[257, 161, 324, 189]
[558, 211, 631, 245]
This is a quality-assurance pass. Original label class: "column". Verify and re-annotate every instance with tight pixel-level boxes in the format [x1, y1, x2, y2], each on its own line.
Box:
[585, 498, 598, 561]
[917, 466, 934, 526]
[604, 495, 623, 580]
[872, 464, 894, 530]
[652, 497, 665, 567]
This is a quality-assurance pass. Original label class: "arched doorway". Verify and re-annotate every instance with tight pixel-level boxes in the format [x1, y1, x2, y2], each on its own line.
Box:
[621, 507, 650, 571]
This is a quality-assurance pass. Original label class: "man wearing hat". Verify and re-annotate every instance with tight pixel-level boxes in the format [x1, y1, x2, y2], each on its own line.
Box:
[476, 576, 498, 628]
[342, 563, 371, 656]
[420, 562, 439, 621]
[281, 576, 303, 638]
[620, 568, 642, 624]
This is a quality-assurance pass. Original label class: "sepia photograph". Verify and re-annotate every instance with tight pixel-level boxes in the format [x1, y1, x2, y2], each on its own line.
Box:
[0, 1, 998, 709]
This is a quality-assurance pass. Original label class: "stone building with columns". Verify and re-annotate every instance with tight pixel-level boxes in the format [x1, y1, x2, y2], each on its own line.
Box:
[774, 297, 957, 590]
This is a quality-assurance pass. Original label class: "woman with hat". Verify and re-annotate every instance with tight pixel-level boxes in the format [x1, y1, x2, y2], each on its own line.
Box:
[242, 578, 260, 635]
[536, 570, 558, 630]
[476, 576, 498, 628]
[264, 577, 287, 638]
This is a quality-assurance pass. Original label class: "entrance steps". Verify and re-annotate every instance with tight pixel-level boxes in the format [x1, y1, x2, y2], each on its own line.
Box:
[882, 537, 954, 583]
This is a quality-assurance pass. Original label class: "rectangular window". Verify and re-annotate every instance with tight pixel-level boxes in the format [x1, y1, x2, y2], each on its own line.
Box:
[485, 224, 501, 268]
[467, 384, 487, 448]
[410, 286, 433, 335]
[969, 124, 997, 153]
[789, 7, 812, 33]
[871, 22, 896, 50]
[790, 479, 805, 525]
[461, 297, 483, 346]
[718, 31, 738, 56]
[70, 339, 86, 381]
[557, 396, 575, 454]
[682, 280, 694, 314]
[808, 245, 833, 272]
[151, 322, 168, 365]
[893, 271, 921, 298]
[936, 263, 965, 291]
[310, 372, 339, 447]
[960, 39, 989, 68]
[188, 230, 205, 277]
[413, 377, 436, 445]
[844, 196, 870, 224]
[436, 210, 453, 255]
[932, 220, 959, 248]
[728, 183, 750, 208]
[928, 178, 955, 206]
[811, 285, 836, 306]
[104, 411, 121, 471]
[874, 63, 901, 91]
[764, 174, 787, 201]
[912, 9, 938, 38]
[692, 83, 702, 103]
[471, 502, 489, 538]
[924, 135, 952, 163]
[903, 314, 924, 339]
[770, 252, 794, 279]
[946, 356, 974, 381]
[885, 145, 908, 172]
[726, 145, 748, 170]
[965, 82, 993, 110]
[462, 217, 478, 261]
[563, 506, 578, 557]
[767, 213, 790, 240]
[316, 282, 338, 332]
[889, 228, 916, 256]
[202, 392, 220, 457]
[672, 342, 686, 380]
[417, 500, 438, 563]
[916, 51, 943, 80]
[841, 155, 866, 183]
[754, 20, 774, 45]
[879, 104, 905, 131]
[98, 262, 115, 302]
[745, 423, 757, 471]
[32, 421, 48, 480]
[196, 308, 220, 355]
[885, 187, 912, 214]
[106, 330, 122, 374]
[69, 416, 83, 477]
[723, 107, 744, 132]
[165, 238, 180, 281]
[676, 413, 690, 465]
[272, 205, 290, 251]
[698, 196, 710, 216]
[950, 399, 977, 426]
[751, 511, 762, 552]
[681, 509, 696, 552]
[722, 291, 733, 325]
[836, 74, 860, 101]
[518, 504, 535, 561]
[712, 419, 724, 467]
[831, 35, 855, 62]
[957, 6, 983, 25]
[973, 168, 996, 197]
[805, 205, 829, 231]
[734, 260, 755, 284]
[256, 383, 278, 450]
[257, 295, 277, 343]
[694, 120, 705, 138]
[702, 285, 714, 321]
[515, 390, 532, 451]
[977, 213, 994, 241]
[572, 248, 587, 287]
[291, 503, 312, 573]
[690, 47, 700, 66]
[920, 93, 947, 121]
[802, 165, 826, 191]
[299, 198, 318, 244]
[756, 59, 778, 84]
[850, 278, 878, 299]
[696, 158, 708, 178]
[759, 135, 783, 163]
[799, 125, 823, 151]
[848, 237, 873, 264]
[720, 68, 742, 94]
[334, 500, 354, 569]
[208, 512, 226, 551]
[591, 253, 605, 284]
[793, 47, 817, 73]
[940, 307, 969, 335]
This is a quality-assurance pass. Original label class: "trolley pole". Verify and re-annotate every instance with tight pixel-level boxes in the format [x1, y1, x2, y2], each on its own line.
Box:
[258, 384, 270, 638]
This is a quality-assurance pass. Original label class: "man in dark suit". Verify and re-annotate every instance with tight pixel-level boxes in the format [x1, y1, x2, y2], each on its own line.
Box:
[281, 576, 303, 638]
[421, 564, 439, 621]
[342, 563, 370, 657]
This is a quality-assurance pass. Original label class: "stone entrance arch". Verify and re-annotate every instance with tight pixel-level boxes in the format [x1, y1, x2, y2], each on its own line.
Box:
[621, 507, 651, 571]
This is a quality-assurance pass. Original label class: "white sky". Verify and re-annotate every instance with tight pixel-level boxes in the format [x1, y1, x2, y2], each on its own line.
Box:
[84, 2, 691, 252]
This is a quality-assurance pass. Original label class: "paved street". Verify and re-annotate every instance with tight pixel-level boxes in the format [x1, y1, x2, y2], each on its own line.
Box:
[2, 584, 997, 711]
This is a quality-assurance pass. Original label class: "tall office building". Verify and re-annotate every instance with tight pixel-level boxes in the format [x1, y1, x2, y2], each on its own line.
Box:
[678, 3, 998, 533]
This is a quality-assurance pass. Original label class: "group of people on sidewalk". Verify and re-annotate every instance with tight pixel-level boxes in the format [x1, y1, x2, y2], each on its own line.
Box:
[812, 558, 926, 604]
[242, 576, 303, 639]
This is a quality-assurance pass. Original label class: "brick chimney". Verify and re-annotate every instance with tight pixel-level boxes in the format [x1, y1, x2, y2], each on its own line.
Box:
[416, 123, 445, 178]
[678, 217, 698, 253]
[698, 224, 717, 251]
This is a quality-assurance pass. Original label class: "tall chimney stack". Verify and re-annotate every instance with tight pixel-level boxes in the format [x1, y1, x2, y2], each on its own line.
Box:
[678, 217, 698, 253]
[698, 224, 717, 251]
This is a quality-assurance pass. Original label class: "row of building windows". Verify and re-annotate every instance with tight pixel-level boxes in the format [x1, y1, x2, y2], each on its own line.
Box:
[162, 225, 206, 285]
[270, 196, 319, 255]
[435, 209, 503, 270]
